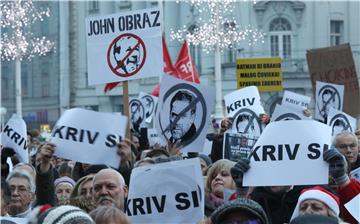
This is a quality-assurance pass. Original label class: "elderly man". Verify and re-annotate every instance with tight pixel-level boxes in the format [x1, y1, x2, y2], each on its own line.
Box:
[333, 131, 359, 171]
[93, 168, 128, 210]
[6, 171, 35, 217]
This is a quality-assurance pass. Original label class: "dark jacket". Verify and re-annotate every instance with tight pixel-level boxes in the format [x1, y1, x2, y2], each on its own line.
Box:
[35, 165, 56, 207]
[210, 133, 224, 163]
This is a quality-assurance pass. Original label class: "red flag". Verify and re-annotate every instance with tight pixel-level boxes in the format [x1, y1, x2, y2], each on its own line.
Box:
[104, 82, 121, 93]
[174, 40, 200, 83]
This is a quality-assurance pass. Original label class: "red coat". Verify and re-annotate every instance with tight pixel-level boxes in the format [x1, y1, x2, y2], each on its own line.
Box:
[337, 179, 360, 224]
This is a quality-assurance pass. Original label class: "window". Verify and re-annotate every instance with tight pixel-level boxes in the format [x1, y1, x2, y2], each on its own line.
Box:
[89, 1, 99, 13]
[41, 72, 49, 97]
[330, 20, 343, 46]
[269, 18, 292, 58]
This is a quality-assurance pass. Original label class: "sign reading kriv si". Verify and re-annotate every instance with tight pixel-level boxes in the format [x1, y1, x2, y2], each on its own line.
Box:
[86, 7, 162, 85]
[224, 86, 265, 117]
[307, 43, 360, 118]
[50, 108, 127, 167]
[281, 90, 311, 113]
[236, 57, 283, 92]
[127, 158, 204, 223]
[1, 114, 28, 163]
[243, 120, 331, 186]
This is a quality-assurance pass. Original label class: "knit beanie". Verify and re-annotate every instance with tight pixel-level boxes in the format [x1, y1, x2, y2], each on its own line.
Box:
[290, 214, 338, 224]
[54, 176, 76, 188]
[38, 205, 94, 224]
[290, 186, 340, 221]
[211, 198, 269, 224]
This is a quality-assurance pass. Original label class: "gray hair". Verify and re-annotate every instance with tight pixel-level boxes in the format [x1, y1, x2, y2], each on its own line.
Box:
[93, 168, 126, 188]
[332, 131, 358, 146]
[6, 170, 36, 193]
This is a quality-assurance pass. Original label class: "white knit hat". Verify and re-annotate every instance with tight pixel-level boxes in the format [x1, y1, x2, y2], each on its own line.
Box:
[38, 205, 94, 224]
[291, 186, 340, 221]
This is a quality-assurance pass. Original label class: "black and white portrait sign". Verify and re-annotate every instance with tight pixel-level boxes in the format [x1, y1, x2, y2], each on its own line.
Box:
[271, 104, 310, 122]
[155, 76, 215, 153]
[139, 92, 158, 123]
[315, 81, 344, 122]
[129, 98, 146, 134]
[327, 107, 356, 137]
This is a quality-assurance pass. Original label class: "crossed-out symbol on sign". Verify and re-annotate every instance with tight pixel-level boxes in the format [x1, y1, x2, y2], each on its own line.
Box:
[159, 83, 207, 147]
[107, 33, 146, 78]
[141, 95, 155, 119]
[329, 113, 352, 135]
[317, 85, 341, 119]
[232, 108, 263, 135]
[129, 99, 145, 133]
[274, 113, 302, 121]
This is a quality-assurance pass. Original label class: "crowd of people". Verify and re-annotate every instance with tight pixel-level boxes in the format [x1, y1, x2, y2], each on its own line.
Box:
[1, 110, 360, 224]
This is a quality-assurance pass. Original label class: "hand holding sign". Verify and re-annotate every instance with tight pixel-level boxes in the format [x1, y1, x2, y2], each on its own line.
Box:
[38, 142, 56, 173]
[323, 147, 350, 187]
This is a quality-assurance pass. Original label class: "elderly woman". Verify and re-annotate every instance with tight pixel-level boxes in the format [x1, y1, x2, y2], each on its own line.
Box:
[54, 176, 76, 205]
[205, 159, 236, 216]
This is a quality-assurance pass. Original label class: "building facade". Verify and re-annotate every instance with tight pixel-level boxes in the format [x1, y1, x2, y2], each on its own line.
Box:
[1, 1, 359, 129]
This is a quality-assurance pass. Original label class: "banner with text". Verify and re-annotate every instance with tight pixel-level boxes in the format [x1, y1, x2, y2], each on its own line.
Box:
[86, 7, 163, 85]
[127, 158, 204, 223]
[307, 43, 360, 118]
[243, 120, 331, 186]
[1, 114, 28, 163]
[51, 108, 127, 167]
[281, 90, 311, 113]
[236, 57, 283, 92]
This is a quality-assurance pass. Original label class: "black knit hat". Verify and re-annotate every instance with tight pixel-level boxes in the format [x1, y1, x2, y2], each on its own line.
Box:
[211, 198, 269, 224]
[37, 205, 94, 224]
[289, 214, 338, 224]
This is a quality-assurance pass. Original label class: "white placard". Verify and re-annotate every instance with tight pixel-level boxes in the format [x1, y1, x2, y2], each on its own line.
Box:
[344, 194, 360, 222]
[86, 7, 163, 85]
[350, 167, 360, 182]
[224, 86, 264, 118]
[243, 120, 331, 186]
[139, 92, 158, 123]
[155, 76, 215, 153]
[129, 98, 146, 134]
[127, 158, 204, 223]
[282, 90, 311, 113]
[1, 114, 28, 163]
[0, 217, 28, 224]
[147, 128, 166, 147]
[271, 104, 310, 122]
[327, 107, 357, 136]
[50, 108, 127, 167]
[315, 81, 344, 122]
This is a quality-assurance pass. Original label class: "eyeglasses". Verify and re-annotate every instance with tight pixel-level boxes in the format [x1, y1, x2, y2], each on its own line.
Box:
[221, 219, 261, 224]
[338, 143, 357, 150]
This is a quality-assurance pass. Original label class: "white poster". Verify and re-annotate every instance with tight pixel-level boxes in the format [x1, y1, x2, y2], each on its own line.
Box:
[350, 167, 360, 182]
[271, 104, 310, 122]
[281, 90, 311, 113]
[86, 7, 163, 85]
[224, 86, 265, 118]
[147, 128, 166, 147]
[50, 108, 127, 167]
[0, 217, 28, 224]
[327, 107, 357, 137]
[315, 81, 344, 122]
[155, 76, 215, 153]
[127, 158, 204, 224]
[243, 120, 331, 186]
[344, 194, 360, 222]
[1, 114, 28, 163]
[139, 92, 158, 123]
[129, 98, 146, 134]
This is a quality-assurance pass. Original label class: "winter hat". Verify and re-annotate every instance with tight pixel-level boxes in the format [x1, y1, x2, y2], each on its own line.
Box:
[211, 198, 269, 224]
[37, 205, 94, 224]
[290, 186, 340, 220]
[54, 176, 76, 188]
[290, 214, 338, 224]
[199, 154, 212, 166]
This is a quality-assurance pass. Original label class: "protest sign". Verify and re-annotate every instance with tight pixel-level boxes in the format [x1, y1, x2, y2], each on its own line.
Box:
[155, 76, 215, 153]
[315, 81, 344, 122]
[350, 167, 360, 182]
[86, 7, 163, 85]
[129, 98, 146, 134]
[51, 108, 127, 167]
[1, 114, 28, 163]
[147, 128, 165, 146]
[243, 120, 331, 186]
[223, 132, 253, 162]
[307, 43, 360, 118]
[271, 104, 310, 122]
[139, 92, 158, 123]
[327, 107, 356, 137]
[127, 158, 204, 223]
[281, 90, 311, 113]
[344, 194, 360, 222]
[0, 217, 27, 224]
[236, 57, 283, 92]
[224, 86, 265, 118]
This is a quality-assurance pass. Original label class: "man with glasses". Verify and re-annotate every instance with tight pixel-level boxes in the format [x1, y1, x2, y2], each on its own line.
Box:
[333, 131, 359, 171]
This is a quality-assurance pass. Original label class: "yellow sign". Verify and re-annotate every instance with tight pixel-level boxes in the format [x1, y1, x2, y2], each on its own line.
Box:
[236, 57, 283, 92]
[40, 124, 51, 133]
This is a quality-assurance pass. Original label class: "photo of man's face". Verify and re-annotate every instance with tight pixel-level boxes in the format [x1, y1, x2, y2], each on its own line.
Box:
[320, 90, 335, 116]
[332, 119, 348, 136]
[236, 114, 254, 134]
[169, 91, 196, 141]
[131, 103, 142, 123]
[113, 36, 141, 74]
